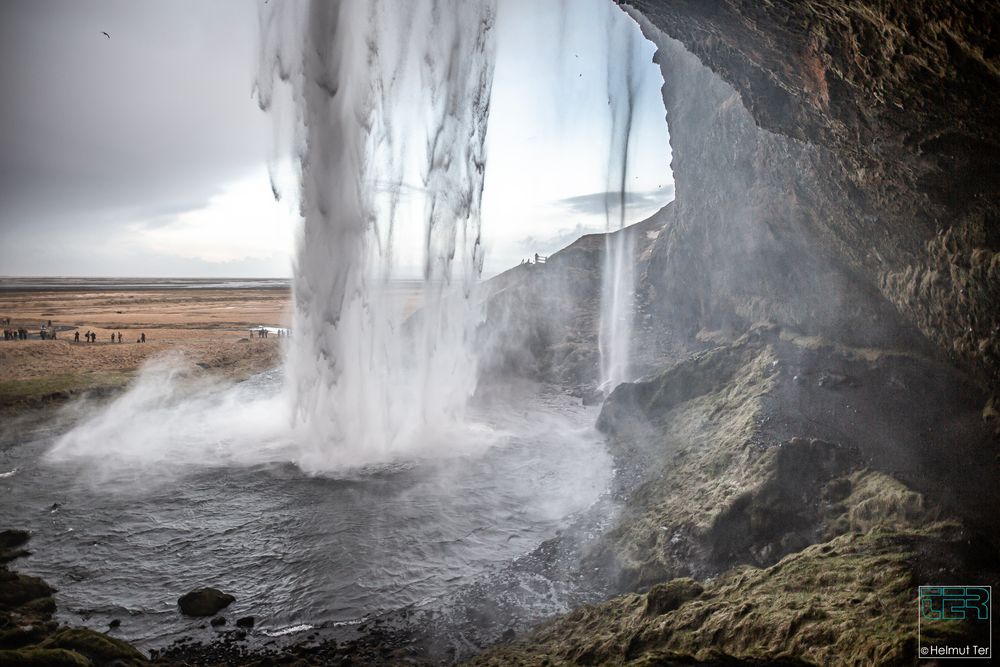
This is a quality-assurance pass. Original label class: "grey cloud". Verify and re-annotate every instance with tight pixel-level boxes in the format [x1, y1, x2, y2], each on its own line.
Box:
[555, 185, 674, 216]
[0, 0, 271, 268]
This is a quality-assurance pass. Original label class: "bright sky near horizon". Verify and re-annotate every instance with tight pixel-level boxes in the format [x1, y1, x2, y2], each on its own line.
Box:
[0, 0, 671, 278]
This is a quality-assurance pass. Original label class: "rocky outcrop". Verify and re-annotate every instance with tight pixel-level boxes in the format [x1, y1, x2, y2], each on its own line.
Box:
[472, 527, 964, 665]
[590, 325, 997, 587]
[628, 0, 1000, 389]
[471, 326, 999, 665]
[0, 532, 146, 666]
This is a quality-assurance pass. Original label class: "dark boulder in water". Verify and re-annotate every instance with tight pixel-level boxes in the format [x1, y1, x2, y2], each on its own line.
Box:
[0, 530, 30, 550]
[177, 588, 235, 617]
[0, 529, 32, 563]
[236, 616, 255, 628]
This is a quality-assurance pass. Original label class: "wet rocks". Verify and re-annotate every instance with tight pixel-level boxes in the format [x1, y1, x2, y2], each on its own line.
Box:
[177, 587, 235, 617]
[0, 529, 146, 666]
[0, 647, 92, 666]
[38, 628, 145, 665]
[0, 529, 31, 563]
[0, 530, 30, 550]
[235, 616, 255, 628]
[0, 569, 55, 611]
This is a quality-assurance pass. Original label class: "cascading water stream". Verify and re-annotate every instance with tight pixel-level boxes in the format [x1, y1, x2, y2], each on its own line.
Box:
[256, 0, 496, 469]
[598, 3, 642, 395]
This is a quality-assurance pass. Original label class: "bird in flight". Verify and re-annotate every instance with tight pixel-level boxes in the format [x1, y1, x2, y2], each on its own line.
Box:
[101, 31, 110, 39]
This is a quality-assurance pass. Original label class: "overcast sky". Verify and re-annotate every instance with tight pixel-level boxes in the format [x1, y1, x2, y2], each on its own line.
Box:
[0, 0, 671, 278]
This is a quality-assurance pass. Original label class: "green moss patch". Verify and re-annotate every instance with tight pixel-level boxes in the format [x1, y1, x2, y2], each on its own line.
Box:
[40, 628, 145, 665]
[0, 371, 133, 407]
[470, 525, 973, 666]
[0, 647, 92, 666]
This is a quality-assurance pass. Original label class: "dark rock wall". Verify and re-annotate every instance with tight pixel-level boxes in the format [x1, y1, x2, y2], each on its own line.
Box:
[635, 24, 917, 351]
[627, 0, 1000, 389]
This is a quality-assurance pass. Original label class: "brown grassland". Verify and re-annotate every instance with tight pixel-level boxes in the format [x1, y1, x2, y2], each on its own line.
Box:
[0, 288, 292, 411]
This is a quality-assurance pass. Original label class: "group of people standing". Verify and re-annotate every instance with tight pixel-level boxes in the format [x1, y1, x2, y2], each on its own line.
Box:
[1, 316, 148, 344]
[3, 317, 49, 341]
[3, 327, 29, 340]
[74, 330, 145, 344]
[252, 328, 289, 339]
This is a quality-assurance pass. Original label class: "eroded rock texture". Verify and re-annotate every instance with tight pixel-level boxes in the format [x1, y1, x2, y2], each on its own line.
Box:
[629, 0, 1000, 389]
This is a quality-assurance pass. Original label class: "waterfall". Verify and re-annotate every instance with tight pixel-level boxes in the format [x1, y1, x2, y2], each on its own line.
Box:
[256, 0, 496, 470]
[598, 4, 641, 394]
[599, 227, 636, 394]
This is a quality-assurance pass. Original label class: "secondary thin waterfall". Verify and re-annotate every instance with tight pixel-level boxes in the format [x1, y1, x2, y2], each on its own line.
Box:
[598, 4, 640, 394]
[256, 1, 496, 469]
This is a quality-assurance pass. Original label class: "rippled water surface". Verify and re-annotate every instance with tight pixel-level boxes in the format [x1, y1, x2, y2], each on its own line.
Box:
[0, 374, 611, 648]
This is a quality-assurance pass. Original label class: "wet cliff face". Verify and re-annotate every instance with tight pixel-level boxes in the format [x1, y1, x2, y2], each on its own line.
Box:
[628, 0, 1000, 390]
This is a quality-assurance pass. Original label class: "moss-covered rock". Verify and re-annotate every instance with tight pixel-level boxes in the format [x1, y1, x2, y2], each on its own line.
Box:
[470, 525, 976, 666]
[0, 530, 146, 665]
[0, 620, 58, 650]
[469, 328, 997, 665]
[644, 578, 703, 617]
[586, 328, 997, 591]
[39, 627, 145, 665]
[0, 569, 55, 611]
[0, 647, 92, 666]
